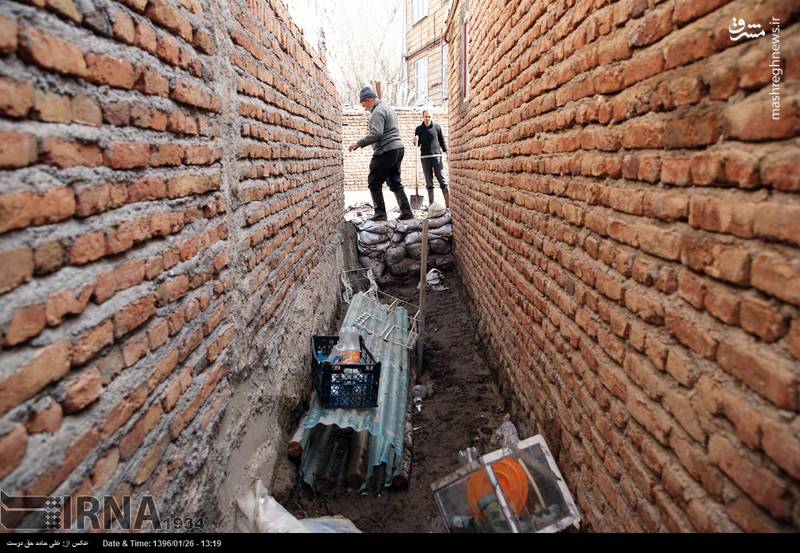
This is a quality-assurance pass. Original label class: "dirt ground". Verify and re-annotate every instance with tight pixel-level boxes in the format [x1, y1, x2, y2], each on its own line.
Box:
[272, 266, 509, 533]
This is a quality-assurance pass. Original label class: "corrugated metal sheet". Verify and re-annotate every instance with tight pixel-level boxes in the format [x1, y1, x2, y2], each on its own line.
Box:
[300, 292, 410, 490]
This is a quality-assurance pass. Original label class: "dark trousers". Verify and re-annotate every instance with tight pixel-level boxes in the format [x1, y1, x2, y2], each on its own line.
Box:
[368, 147, 405, 192]
[421, 156, 448, 190]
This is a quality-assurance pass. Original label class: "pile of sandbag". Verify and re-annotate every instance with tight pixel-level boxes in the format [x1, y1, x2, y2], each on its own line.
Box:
[351, 202, 454, 278]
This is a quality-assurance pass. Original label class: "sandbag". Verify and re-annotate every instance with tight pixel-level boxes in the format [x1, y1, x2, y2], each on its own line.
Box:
[427, 202, 447, 218]
[391, 232, 405, 243]
[358, 239, 391, 255]
[407, 243, 421, 260]
[388, 257, 421, 276]
[395, 219, 422, 233]
[386, 244, 407, 265]
[427, 212, 452, 229]
[429, 238, 451, 255]
[404, 231, 421, 246]
[358, 220, 394, 234]
[430, 223, 453, 238]
[358, 256, 386, 278]
[358, 230, 390, 246]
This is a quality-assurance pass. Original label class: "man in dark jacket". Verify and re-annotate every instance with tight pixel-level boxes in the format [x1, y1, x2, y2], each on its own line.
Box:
[413, 110, 449, 208]
[348, 86, 414, 221]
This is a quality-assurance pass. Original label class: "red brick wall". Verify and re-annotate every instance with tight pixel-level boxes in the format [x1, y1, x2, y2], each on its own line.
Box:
[343, 106, 448, 191]
[446, 0, 800, 532]
[0, 0, 342, 529]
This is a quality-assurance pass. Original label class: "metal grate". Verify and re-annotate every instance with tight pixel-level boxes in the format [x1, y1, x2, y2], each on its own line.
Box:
[339, 268, 419, 350]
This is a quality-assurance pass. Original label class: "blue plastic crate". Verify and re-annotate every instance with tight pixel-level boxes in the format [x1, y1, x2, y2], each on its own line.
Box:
[311, 335, 381, 408]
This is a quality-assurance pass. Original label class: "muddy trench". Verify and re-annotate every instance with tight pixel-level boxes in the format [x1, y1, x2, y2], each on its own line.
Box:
[271, 264, 510, 533]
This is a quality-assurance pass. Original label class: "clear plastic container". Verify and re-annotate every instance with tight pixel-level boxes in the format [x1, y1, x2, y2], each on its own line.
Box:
[326, 327, 361, 364]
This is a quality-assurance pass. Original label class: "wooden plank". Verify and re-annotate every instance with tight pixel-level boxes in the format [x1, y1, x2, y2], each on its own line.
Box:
[416, 220, 429, 380]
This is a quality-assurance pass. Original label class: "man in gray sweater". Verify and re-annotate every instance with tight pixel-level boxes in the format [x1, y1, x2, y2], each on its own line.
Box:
[348, 86, 414, 221]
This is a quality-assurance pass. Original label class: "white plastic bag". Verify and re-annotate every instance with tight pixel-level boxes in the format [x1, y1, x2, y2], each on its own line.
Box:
[235, 480, 361, 533]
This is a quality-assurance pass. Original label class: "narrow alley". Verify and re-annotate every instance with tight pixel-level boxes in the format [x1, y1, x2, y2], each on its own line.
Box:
[0, 0, 798, 538]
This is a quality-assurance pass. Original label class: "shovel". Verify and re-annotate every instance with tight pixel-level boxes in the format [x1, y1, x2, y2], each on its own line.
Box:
[410, 146, 423, 210]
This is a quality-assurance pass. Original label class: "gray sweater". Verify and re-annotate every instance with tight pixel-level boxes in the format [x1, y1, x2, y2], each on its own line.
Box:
[356, 100, 404, 155]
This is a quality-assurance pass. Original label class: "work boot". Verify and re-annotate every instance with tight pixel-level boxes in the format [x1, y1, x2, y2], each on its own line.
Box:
[427, 188, 435, 205]
[369, 188, 387, 221]
[442, 188, 450, 209]
[394, 190, 414, 220]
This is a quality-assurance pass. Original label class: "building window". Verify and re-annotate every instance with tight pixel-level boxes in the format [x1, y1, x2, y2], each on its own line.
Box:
[461, 21, 469, 102]
[412, 0, 428, 24]
[415, 56, 428, 105]
[441, 45, 448, 100]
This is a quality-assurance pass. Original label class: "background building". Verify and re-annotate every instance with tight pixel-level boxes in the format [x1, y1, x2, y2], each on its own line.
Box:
[405, 0, 452, 106]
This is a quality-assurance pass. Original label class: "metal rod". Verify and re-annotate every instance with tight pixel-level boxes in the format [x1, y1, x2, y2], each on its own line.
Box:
[483, 462, 521, 533]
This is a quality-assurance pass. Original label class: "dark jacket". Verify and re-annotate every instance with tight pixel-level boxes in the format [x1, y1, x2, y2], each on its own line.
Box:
[414, 121, 447, 156]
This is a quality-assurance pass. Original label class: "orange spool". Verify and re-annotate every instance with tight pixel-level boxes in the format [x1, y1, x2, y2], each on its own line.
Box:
[467, 458, 530, 521]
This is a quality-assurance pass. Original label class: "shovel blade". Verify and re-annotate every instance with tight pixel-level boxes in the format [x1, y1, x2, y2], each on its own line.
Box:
[410, 194, 424, 210]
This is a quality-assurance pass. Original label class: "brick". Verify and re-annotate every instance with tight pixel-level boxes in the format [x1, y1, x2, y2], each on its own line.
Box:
[753, 203, 800, 246]
[703, 283, 739, 325]
[34, 241, 66, 275]
[171, 80, 212, 110]
[103, 101, 131, 126]
[751, 251, 800, 306]
[70, 231, 106, 265]
[62, 367, 103, 413]
[96, 346, 125, 384]
[104, 142, 151, 169]
[789, 319, 800, 360]
[0, 425, 28, 480]
[740, 296, 788, 343]
[726, 496, 783, 533]
[192, 28, 214, 54]
[0, 15, 17, 53]
[0, 132, 38, 168]
[0, 77, 34, 118]
[112, 8, 136, 43]
[33, 90, 71, 123]
[122, 333, 148, 367]
[41, 138, 102, 168]
[18, 26, 87, 77]
[0, 247, 34, 294]
[27, 427, 100, 498]
[708, 435, 792, 519]
[761, 150, 800, 192]
[150, 144, 184, 166]
[26, 401, 63, 434]
[70, 95, 102, 126]
[665, 309, 717, 359]
[135, 67, 170, 97]
[157, 34, 181, 65]
[4, 304, 46, 346]
[136, 20, 158, 53]
[85, 54, 136, 89]
[725, 94, 799, 141]
[148, 320, 170, 350]
[629, 5, 674, 47]
[92, 448, 119, 488]
[0, 341, 71, 416]
[133, 432, 170, 485]
[664, 108, 720, 149]
[114, 294, 157, 338]
[71, 320, 114, 365]
[716, 340, 797, 411]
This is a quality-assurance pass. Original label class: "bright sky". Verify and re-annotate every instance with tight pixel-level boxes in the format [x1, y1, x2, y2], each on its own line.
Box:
[287, 0, 405, 103]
